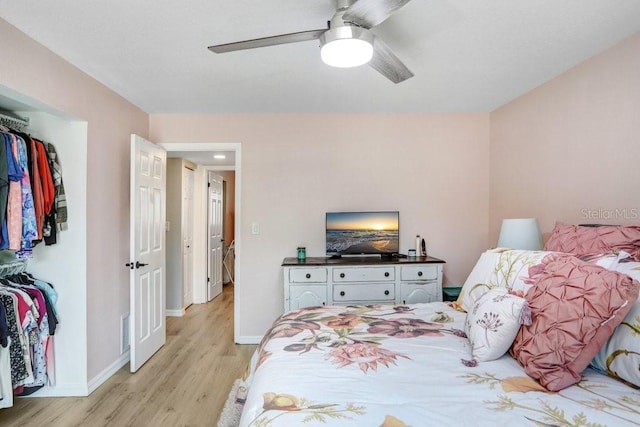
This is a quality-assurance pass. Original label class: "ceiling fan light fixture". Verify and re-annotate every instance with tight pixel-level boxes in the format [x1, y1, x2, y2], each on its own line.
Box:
[320, 26, 374, 68]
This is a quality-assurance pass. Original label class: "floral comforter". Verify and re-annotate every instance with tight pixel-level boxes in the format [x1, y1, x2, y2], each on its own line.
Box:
[237, 303, 640, 427]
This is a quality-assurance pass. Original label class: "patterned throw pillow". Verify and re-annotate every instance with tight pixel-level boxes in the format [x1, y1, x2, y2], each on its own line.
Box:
[457, 249, 566, 312]
[591, 260, 640, 387]
[465, 288, 530, 362]
[510, 256, 639, 391]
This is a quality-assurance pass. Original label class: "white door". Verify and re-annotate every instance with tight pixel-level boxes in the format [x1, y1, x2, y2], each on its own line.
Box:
[182, 166, 195, 308]
[208, 172, 223, 301]
[130, 134, 166, 373]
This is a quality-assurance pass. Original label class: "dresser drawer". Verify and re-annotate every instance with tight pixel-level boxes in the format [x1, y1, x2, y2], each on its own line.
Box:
[289, 268, 328, 283]
[400, 265, 438, 281]
[401, 282, 441, 304]
[333, 283, 395, 302]
[333, 267, 395, 282]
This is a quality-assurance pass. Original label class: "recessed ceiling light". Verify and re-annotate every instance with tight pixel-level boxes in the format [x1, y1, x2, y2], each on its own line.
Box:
[213, 154, 226, 159]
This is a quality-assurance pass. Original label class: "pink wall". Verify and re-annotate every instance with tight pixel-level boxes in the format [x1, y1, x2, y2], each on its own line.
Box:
[0, 18, 149, 380]
[150, 113, 490, 337]
[490, 32, 640, 243]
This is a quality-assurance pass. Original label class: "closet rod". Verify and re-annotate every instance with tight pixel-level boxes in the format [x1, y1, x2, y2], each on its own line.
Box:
[0, 111, 30, 132]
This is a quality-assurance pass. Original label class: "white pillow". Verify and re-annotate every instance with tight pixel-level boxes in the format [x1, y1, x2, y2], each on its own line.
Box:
[465, 288, 530, 362]
[457, 249, 501, 311]
[590, 258, 640, 387]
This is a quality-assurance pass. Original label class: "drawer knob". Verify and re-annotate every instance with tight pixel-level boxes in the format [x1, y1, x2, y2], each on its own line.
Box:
[384, 272, 390, 277]
[305, 273, 311, 279]
[340, 291, 345, 296]
[340, 273, 345, 278]
[384, 290, 390, 295]
[417, 271, 423, 277]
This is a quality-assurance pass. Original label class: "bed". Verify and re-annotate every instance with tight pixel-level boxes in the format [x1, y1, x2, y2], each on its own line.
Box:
[236, 223, 640, 426]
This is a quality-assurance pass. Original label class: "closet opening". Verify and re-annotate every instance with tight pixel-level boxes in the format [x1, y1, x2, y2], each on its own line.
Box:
[0, 85, 89, 397]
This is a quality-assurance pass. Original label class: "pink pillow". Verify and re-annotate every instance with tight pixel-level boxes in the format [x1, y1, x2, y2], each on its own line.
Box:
[544, 222, 640, 261]
[510, 256, 639, 391]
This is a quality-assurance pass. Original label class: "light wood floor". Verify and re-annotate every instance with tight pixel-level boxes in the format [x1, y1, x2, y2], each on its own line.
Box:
[0, 284, 256, 426]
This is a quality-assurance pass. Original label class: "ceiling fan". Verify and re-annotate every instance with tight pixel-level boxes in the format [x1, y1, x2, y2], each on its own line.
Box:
[208, 0, 414, 84]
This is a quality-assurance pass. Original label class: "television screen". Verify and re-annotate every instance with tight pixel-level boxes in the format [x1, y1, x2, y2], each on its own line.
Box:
[326, 211, 400, 256]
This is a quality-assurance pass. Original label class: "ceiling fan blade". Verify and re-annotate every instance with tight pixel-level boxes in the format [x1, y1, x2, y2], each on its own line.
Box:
[369, 36, 413, 84]
[208, 29, 326, 53]
[343, 0, 412, 28]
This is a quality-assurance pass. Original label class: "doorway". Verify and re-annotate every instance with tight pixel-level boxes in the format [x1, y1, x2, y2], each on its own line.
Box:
[160, 143, 242, 342]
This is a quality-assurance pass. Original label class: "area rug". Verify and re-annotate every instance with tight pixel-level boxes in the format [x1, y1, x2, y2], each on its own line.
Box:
[217, 378, 245, 427]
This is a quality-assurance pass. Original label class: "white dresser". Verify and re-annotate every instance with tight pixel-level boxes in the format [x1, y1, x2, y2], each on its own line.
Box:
[283, 256, 445, 311]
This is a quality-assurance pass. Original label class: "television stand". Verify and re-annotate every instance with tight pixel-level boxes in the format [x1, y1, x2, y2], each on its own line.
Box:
[282, 256, 445, 311]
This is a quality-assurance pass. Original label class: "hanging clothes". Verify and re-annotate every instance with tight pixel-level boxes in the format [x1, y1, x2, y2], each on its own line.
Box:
[1, 134, 23, 250]
[15, 135, 37, 259]
[0, 270, 59, 402]
[36, 140, 55, 245]
[7, 134, 23, 251]
[26, 136, 44, 240]
[0, 127, 65, 254]
[36, 141, 55, 217]
[0, 137, 8, 240]
[0, 116, 62, 408]
[46, 143, 67, 231]
[0, 292, 31, 387]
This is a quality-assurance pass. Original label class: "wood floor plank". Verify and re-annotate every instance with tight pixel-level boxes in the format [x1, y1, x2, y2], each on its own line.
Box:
[0, 284, 257, 426]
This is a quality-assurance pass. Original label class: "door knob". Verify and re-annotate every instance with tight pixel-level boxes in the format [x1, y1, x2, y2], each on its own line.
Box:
[125, 262, 134, 270]
[136, 261, 149, 269]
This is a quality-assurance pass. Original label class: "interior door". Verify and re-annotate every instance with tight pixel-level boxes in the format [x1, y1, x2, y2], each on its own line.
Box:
[182, 166, 195, 308]
[130, 134, 166, 373]
[208, 172, 223, 301]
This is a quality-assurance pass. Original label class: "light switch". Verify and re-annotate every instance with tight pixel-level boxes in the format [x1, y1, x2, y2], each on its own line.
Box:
[251, 222, 260, 235]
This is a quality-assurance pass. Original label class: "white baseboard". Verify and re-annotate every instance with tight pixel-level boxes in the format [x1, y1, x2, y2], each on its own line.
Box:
[166, 309, 185, 317]
[235, 335, 262, 345]
[15, 354, 130, 398]
[23, 382, 90, 397]
[87, 350, 130, 394]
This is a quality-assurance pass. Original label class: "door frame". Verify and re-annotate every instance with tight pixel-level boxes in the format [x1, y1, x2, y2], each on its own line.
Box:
[160, 142, 242, 343]
[182, 164, 195, 309]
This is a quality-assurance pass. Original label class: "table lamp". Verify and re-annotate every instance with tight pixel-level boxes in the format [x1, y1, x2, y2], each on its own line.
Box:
[497, 218, 543, 250]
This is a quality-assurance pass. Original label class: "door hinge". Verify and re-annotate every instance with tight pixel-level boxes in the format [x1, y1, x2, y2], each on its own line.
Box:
[208, 182, 211, 188]
[207, 277, 210, 282]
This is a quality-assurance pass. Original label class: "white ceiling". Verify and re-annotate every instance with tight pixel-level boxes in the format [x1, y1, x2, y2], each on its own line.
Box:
[1, 1, 640, 114]
[167, 150, 236, 167]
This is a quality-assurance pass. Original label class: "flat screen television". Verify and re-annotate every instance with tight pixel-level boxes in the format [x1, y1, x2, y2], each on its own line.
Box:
[326, 211, 400, 257]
